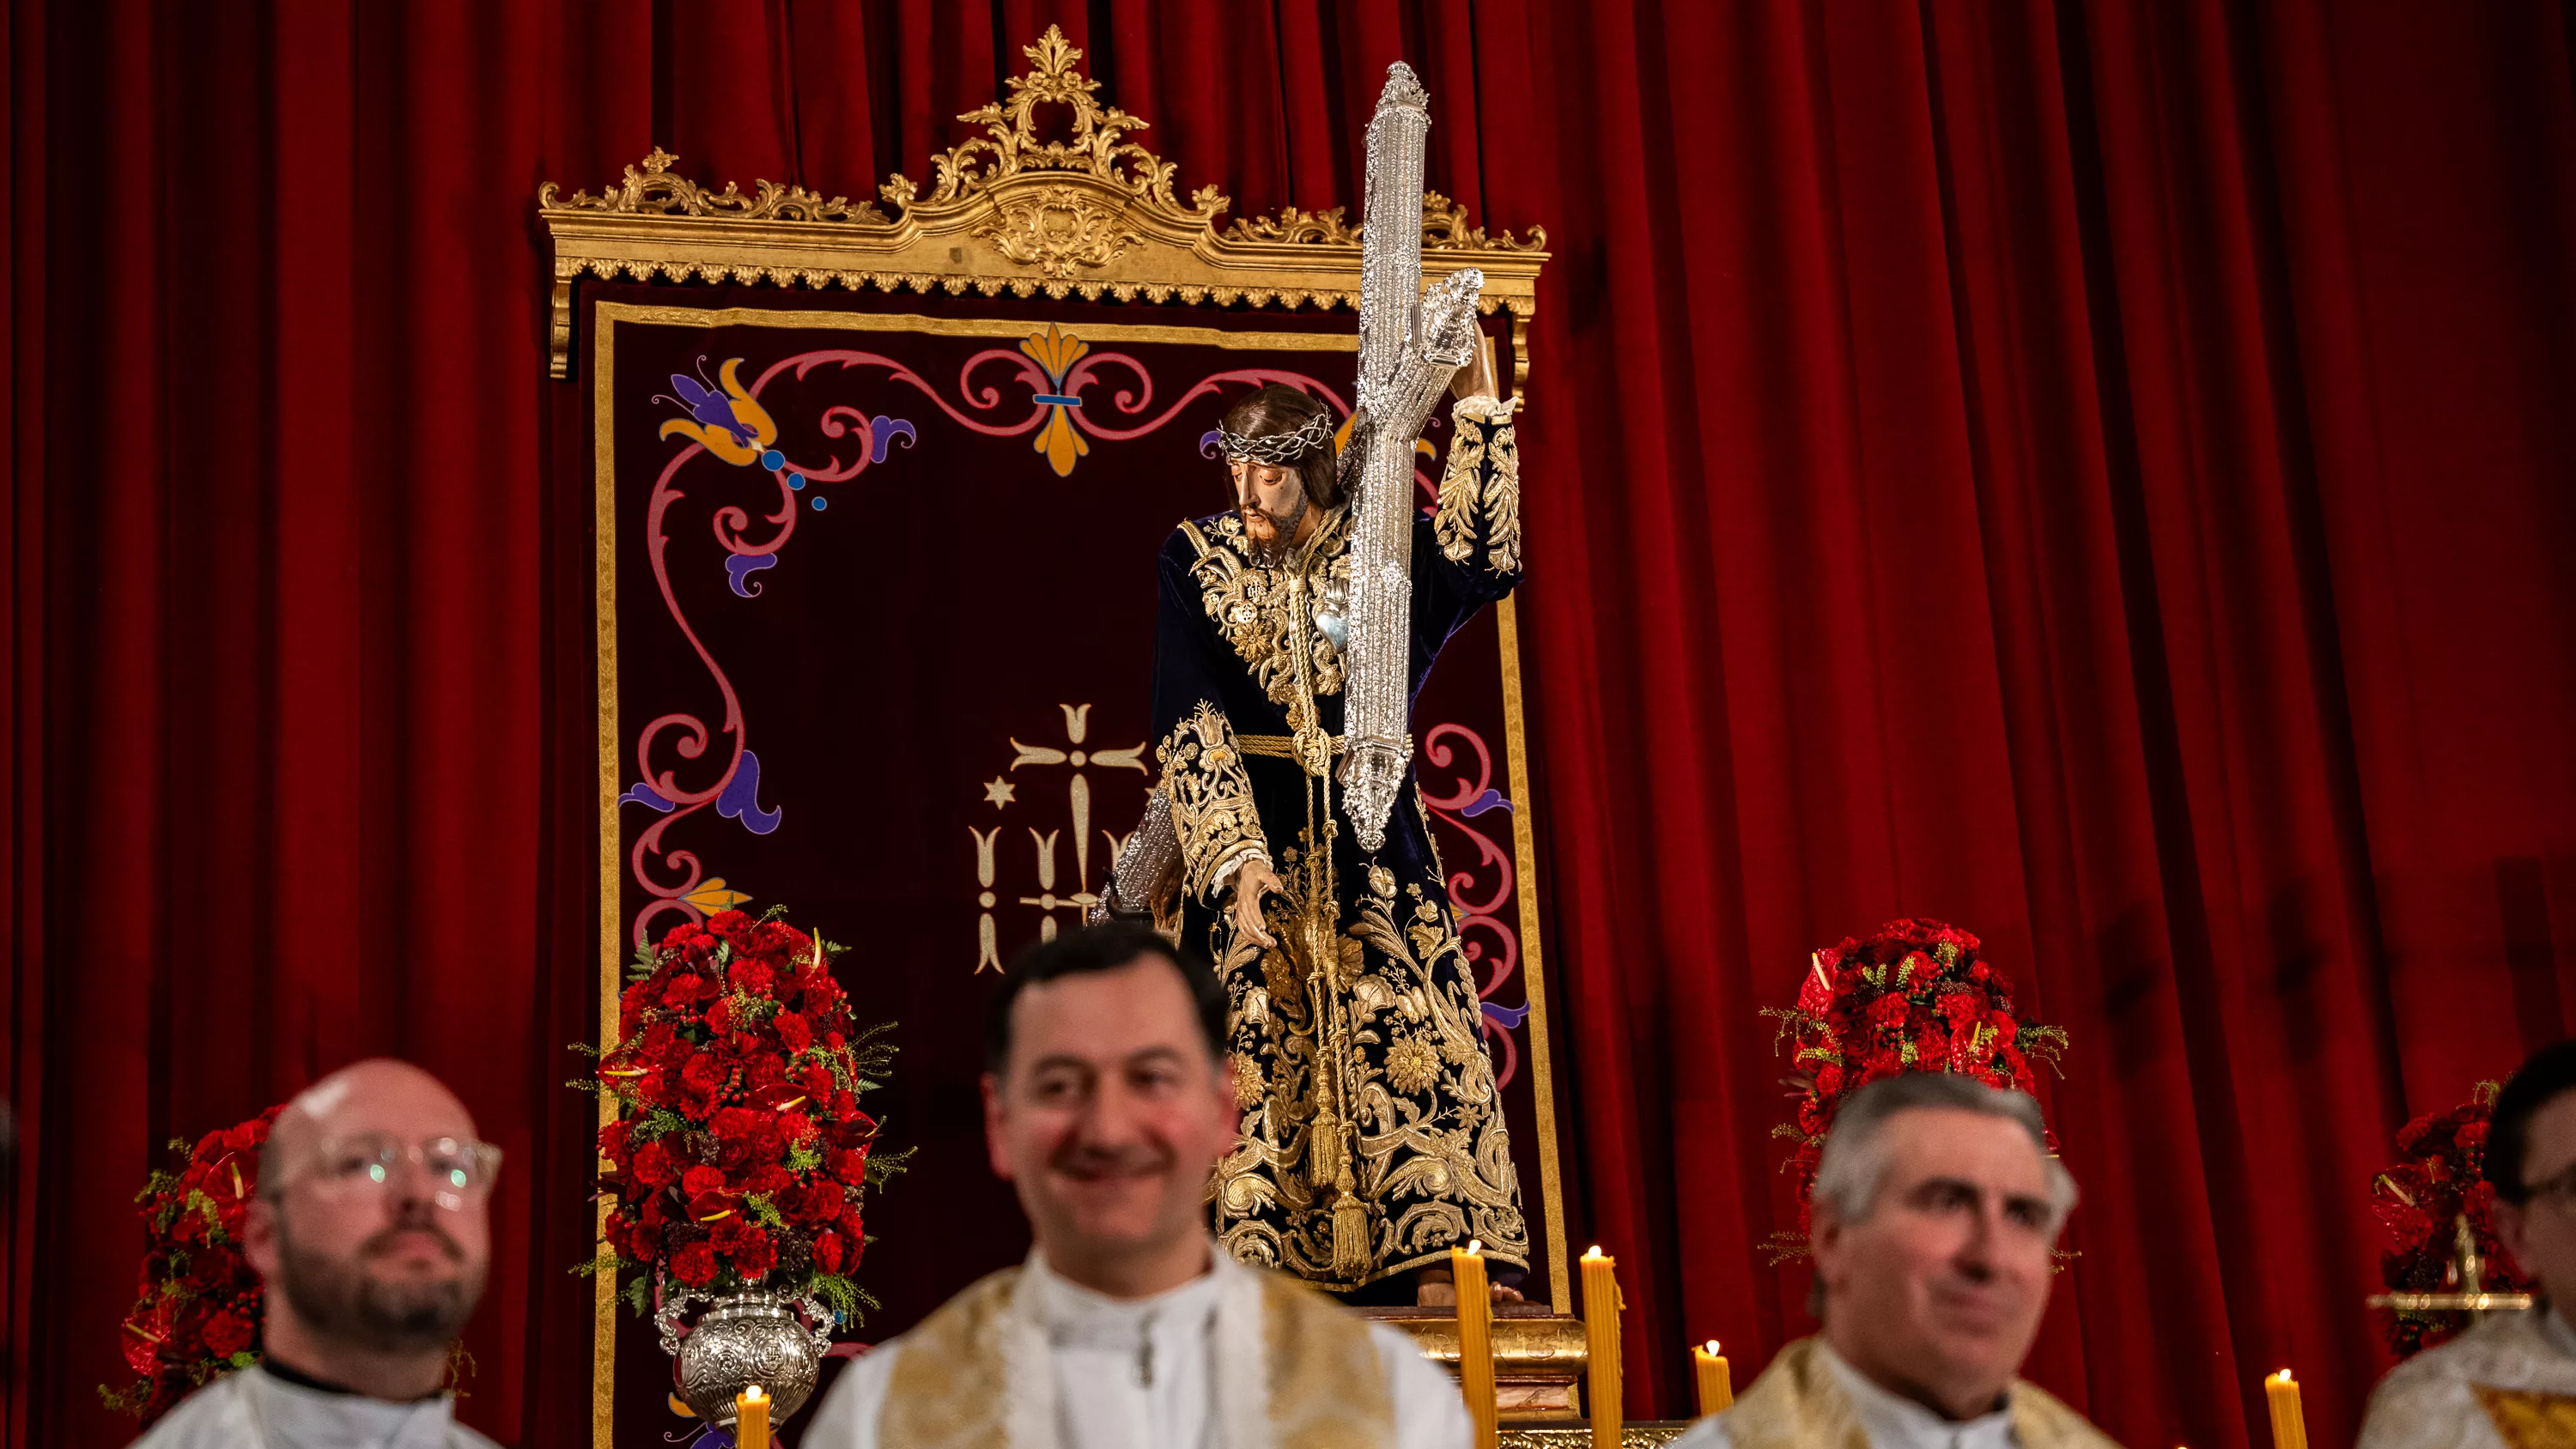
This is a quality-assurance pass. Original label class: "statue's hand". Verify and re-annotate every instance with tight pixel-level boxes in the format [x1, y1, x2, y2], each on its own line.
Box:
[1450, 332, 1498, 401]
[1227, 858, 1284, 949]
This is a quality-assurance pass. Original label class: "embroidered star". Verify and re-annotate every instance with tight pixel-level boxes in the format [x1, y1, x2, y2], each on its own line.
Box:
[982, 777, 1017, 809]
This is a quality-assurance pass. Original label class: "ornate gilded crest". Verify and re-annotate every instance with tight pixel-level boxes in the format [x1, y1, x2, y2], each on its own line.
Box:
[536, 26, 1546, 379]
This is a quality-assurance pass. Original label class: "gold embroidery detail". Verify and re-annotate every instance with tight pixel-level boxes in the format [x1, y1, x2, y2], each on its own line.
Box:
[880, 1264, 1400, 1449]
[1437, 397, 1522, 575]
[1157, 702, 1269, 901]
[1186, 509, 1352, 708]
[1232, 1051, 1267, 1109]
[1211, 839, 1530, 1288]
[2476, 1384, 2576, 1449]
[1384, 1034, 1441, 1096]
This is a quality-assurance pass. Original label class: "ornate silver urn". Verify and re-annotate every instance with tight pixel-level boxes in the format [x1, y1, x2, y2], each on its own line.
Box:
[656, 1286, 836, 1428]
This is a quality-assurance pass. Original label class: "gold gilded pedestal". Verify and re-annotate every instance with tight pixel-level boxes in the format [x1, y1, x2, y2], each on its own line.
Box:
[1365, 1307, 1695, 1446]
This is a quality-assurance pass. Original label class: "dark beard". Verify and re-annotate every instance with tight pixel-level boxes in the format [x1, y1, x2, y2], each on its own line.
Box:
[276, 1217, 484, 1355]
[1239, 486, 1306, 561]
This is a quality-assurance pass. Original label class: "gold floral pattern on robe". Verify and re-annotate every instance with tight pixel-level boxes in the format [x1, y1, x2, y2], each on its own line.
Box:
[1155, 702, 1269, 902]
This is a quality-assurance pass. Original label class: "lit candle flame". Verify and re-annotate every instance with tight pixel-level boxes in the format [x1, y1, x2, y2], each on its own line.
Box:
[2269, 1370, 2293, 1385]
[1706, 1340, 1721, 1355]
[744, 1385, 767, 1404]
[1466, 1238, 1483, 1255]
[1583, 1245, 1605, 1260]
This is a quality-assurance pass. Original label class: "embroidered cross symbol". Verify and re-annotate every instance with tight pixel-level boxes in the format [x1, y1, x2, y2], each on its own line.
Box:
[970, 704, 1147, 971]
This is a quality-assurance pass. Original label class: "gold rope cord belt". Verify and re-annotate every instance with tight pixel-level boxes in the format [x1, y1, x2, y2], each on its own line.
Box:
[1235, 733, 1346, 760]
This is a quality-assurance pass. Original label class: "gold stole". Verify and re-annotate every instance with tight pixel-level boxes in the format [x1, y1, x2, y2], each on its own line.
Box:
[1716, 1337, 2119, 1449]
[2477, 1385, 2576, 1449]
[878, 1264, 1395, 1449]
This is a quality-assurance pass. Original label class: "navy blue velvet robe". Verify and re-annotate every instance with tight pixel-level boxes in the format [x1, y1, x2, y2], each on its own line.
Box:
[1148, 399, 1531, 1291]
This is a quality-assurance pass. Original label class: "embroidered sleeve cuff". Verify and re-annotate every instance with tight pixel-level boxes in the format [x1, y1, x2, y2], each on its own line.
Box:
[1157, 702, 1273, 903]
[1435, 397, 1523, 573]
[1450, 393, 1522, 423]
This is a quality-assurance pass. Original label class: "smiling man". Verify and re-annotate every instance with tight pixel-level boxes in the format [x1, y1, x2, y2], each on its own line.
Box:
[1674, 1072, 2114, 1449]
[805, 922, 1468, 1449]
[134, 1058, 501, 1449]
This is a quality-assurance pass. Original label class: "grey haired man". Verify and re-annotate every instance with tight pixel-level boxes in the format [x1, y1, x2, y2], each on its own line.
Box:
[1670, 1072, 2116, 1449]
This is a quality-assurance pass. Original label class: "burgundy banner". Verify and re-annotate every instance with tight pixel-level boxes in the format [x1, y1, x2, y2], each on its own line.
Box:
[586, 284, 1567, 1440]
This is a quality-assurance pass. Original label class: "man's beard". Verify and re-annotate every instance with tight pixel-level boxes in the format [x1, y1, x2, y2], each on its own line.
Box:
[1238, 482, 1307, 558]
[276, 1214, 484, 1355]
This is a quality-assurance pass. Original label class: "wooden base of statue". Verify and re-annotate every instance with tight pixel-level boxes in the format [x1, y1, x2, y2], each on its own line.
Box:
[1365, 1307, 1693, 1445]
[1369, 1305, 1589, 1420]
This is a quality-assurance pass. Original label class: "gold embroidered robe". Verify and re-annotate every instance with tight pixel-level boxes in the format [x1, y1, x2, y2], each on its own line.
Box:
[1149, 395, 1529, 1292]
[807, 1252, 1411, 1449]
[1678, 1337, 2119, 1449]
[2360, 1306, 2576, 1449]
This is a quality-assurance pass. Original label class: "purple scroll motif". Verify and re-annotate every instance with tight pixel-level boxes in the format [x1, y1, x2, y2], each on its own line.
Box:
[627, 350, 924, 947]
[1416, 722, 1526, 1090]
[626, 339, 1368, 949]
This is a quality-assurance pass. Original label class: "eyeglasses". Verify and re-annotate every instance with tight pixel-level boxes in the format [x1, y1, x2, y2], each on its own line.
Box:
[295, 1133, 503, 1205]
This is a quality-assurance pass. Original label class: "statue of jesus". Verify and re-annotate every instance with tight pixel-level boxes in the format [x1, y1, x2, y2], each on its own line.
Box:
[1120, 340, 1530, 1304]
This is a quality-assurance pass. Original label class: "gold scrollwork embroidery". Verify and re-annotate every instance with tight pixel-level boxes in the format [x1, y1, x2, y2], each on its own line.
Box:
[1437, 395, 1523, 575]
[1157, 702, 1269, 902]
[1213, 842, 1531, 1287]
[1184, 510, 1351, 707]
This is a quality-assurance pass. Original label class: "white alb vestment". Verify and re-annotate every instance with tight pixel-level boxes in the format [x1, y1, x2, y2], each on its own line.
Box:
[805, 1245, 1469, 1449]
[2359, 1304, 2576, 1449]
[129, 1362, 500, 1449]
[1668, 1337, 2019, 1449]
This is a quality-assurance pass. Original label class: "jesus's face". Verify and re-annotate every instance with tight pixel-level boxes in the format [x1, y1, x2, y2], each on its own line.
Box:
[1230, 458, 1307, 550]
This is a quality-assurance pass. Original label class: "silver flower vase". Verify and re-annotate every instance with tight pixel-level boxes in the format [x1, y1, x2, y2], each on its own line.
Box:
[655, 1284, 835, 1428]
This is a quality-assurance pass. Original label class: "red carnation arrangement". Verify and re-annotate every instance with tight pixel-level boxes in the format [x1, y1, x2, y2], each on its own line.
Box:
[100, 1106, 284, 1424]
[586, 906, 902, 1327]
[2369, 1081, 2531, 1358]
[1764, 919, 2067, 1259]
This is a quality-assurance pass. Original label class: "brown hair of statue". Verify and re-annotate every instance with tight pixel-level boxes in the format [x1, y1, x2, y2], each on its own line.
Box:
[1218, 384, 1343, 511]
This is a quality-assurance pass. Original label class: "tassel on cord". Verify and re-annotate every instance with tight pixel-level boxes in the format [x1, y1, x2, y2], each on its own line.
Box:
[1309, 1108, 1346, 1185]
[1331, 1167, 1370, 1277]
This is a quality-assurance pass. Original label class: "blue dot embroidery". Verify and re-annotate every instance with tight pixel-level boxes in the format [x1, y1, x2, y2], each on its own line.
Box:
[762, 449, 786, 471]
[811, 495, 829, 512]
[787, 473, 805, 491]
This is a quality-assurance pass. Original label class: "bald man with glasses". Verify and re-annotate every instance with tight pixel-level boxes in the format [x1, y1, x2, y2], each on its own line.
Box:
[133, 1058, 503, 1449]
[2361, 1040, 2576, 1447]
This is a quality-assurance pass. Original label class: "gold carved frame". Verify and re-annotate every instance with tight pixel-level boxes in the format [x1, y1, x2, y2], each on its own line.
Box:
[545, 25, 1571, 1444]
[537, 26, 1545, 384]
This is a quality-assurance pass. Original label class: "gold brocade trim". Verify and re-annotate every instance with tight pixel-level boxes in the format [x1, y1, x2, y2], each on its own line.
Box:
[1259, 1272, 1398, 1449]
[879, 1270, 1019, 1449]
[592, 300, 623, 1449]
[1495, 594, 1573, 1310]
[1437, 397, 1522, 574]
[1184, 508, 1352, 711]
[876, 1263, 1398, 1449]
[1719, 1339, 2120, 1449]
[1158, 702, 1271, 902]
[2478, 1384, 2576, 1449]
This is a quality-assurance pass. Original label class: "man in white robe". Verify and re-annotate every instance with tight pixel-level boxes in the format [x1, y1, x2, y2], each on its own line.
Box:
[805, 922, 1468, 1449]
[1669, 1073, 2117, 1449]
[2360, 1040, 2576, 1449]
[134, 1058, 502, 1449]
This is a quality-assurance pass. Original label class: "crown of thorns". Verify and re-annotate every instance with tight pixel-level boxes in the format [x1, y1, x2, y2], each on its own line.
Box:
[1216, 411, 1336, 465]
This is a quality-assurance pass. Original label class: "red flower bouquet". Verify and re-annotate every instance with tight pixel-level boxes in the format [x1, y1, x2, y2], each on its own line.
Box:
[586, 907, 901, 1327]
[1765, 919, 2067, 1258]
[2369, 1081, 2531, 1358]
[100, 1106, 284, 1424]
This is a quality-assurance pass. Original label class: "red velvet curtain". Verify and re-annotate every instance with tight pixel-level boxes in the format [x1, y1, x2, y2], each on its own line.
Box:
[7, 2, 2573, 1446]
